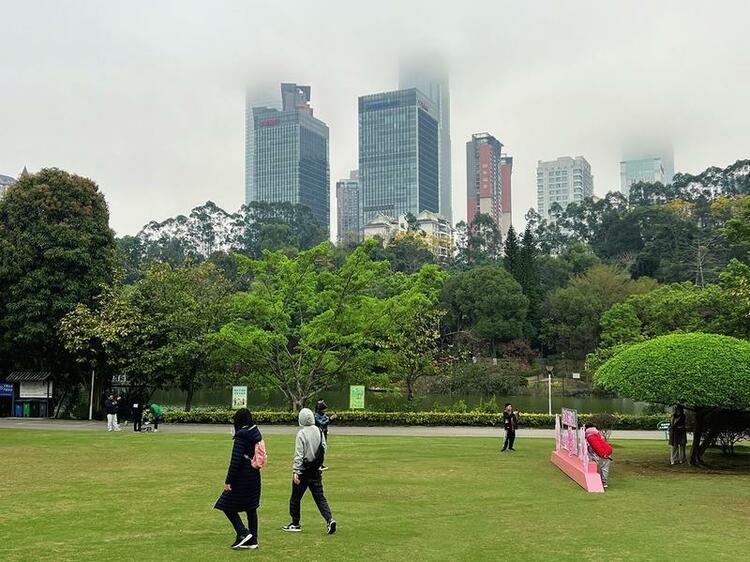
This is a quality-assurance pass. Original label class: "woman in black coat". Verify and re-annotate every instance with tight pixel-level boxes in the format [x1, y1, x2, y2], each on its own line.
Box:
[214, 408, 262, 549]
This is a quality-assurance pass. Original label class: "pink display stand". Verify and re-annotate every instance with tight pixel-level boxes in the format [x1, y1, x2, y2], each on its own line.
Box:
[550, 411, 605, 493]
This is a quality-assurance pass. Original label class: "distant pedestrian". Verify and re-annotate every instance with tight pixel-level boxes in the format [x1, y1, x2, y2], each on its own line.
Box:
[131, 399, 144, 432]
[314, 399, 337, 471]
[282, 408, 336, 535]
[501, 403, 519, 452]
[669, 406, 688, 465]
[214, 408, 265, 550]
[105, 394, 120, 432]
[149, 403, 163, 432]
[585, 422, 613, 489]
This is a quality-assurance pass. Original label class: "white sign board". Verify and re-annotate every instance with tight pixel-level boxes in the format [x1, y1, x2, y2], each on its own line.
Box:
[572, 372, 581, 380]
[232, 386, 248, 408]
[19, 381, 51, 398]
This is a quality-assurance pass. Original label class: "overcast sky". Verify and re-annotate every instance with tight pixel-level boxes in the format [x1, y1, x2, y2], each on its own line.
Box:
[1, 0, 749, 236]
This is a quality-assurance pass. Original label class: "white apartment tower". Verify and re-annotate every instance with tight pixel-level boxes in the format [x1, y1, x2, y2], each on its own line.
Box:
[536, 156, 593, 217]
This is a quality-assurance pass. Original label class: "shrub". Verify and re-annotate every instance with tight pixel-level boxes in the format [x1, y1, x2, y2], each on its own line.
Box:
[586, 412, 616, 440]
[161, 408, 666, 429]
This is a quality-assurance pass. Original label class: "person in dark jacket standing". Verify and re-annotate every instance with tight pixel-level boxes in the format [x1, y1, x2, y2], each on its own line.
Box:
[314, 399, 337, 471]
[282, 408, 336, 535]
[214, 408, 262, 549]
[669, 405, 688, 465]
[501, 403, 519, 452]
[130, 399, 144, 432]
[105, 395, 120, 432]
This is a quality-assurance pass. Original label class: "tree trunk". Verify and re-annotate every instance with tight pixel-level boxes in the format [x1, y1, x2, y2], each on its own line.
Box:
[690, 408, 706, 465]
[291, 396, 305, 411]
[185, 379, 194, 412]
[406, 378, 415, 401]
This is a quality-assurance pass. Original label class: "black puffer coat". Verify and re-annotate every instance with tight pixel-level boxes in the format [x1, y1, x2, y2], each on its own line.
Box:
[214, 425, 262, 512]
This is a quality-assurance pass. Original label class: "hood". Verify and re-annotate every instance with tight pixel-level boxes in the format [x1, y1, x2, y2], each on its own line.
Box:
[585, 427, 599, 436]
[298, 408, 315, 427]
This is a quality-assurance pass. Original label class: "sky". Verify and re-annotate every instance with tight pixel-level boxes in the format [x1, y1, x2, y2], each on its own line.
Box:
[1, 0, 749, 237]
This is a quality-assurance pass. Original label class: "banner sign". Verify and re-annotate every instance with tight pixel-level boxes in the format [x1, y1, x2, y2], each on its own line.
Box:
[560, 408, 579, 455]
[0, 383, 13, 397]
[19, 381, 51, 399]
[349, 385, 365, 409]
[231, 386, 248, 408]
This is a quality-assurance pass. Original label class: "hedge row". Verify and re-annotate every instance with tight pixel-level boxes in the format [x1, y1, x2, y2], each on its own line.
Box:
[161, 409, 667, 430]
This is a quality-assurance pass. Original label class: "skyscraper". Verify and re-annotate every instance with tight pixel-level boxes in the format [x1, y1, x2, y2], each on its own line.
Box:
[619, 152, 674, 198]
[399, 57, 452, 224]
[244, 83, 330, 228]
[466, 133, 503, 228]
[336, 170, 360, 245]
[358, 88, 439, 227]
[536, 156, 593, 217]
[500, 154, 513, 239]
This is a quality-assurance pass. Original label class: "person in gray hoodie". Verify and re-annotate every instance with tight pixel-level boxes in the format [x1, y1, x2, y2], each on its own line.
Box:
[282, 408, 337, 535]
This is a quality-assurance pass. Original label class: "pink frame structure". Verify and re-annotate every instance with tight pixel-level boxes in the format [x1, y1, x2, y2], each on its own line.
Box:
[550, 411, 604, 493]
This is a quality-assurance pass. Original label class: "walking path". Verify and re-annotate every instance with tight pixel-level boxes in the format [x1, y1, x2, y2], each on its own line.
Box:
[0, 417, 665, 440]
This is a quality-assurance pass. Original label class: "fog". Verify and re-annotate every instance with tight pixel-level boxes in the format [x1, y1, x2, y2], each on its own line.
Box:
[1, 0, 748, 236]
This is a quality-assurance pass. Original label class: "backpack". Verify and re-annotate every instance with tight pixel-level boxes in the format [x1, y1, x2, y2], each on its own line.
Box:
[251, 439, 268, 469]
[302, 427, 326, 474]
[586, 432, 613, 458]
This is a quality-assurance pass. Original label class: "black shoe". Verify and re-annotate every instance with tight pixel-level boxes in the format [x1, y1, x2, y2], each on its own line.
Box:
[282, 523, 302, 532]
[509, 448, 516, 451]
[232, 533, 253, 549]
[327, 519, 337, 535]
[501, 448, 507, 452]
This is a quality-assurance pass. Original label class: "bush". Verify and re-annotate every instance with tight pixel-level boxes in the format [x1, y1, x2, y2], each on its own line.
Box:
[437, 359, 528, 395]
[586, 412, 616, 440]
[161, 408, 666, 429]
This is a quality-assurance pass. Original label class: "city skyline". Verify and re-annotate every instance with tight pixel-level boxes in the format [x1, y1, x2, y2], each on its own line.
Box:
[1, 0, 748, 237]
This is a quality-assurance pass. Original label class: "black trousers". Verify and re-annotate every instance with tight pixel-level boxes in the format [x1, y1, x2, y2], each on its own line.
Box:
[133, 415, 142, 432]
[502, 429, 516, 450]
[290, 474, 332, 525]
[224, 509, 258, 542]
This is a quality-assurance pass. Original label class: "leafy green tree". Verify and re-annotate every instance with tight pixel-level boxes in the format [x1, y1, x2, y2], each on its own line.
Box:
[598, 303, 642, 348]
[503, 226, 520, 276]
[0, 168, 116, 410]
[217, 241, 390, 410]
[596, 333, 750, 464]
[440, 266, 530, 356]
[383, 233, 435, 274]
[454, 213, 503, 266]
[518, 226, 542, 330]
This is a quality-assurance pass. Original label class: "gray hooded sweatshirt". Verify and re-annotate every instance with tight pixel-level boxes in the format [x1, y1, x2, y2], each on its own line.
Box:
[293, 408, 327, 475]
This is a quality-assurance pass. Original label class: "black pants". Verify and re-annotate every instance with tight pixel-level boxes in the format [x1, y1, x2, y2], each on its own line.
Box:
[133, 415, 142, 432]
[153, 417, 159, 430]
[502, 429, 516, 450]
[290, 474, 332, 525]
[224, 509, 258, 542]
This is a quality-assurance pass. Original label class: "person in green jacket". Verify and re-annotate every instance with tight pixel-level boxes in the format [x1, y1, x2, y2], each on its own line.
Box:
[148, 403, 163, 432]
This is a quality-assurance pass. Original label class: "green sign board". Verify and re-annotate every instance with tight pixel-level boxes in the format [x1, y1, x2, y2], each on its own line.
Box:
[231, 386, 248, 408]
[349, 385, 365, 409]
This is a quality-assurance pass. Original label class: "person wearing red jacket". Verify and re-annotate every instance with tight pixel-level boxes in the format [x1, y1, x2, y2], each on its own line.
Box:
[585, 422, 613, 489]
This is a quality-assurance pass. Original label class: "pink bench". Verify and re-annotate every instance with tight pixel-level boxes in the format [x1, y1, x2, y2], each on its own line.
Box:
[550, 449, 604, 493]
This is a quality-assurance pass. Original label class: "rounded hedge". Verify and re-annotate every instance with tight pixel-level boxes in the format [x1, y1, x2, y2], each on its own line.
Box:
[595, 332, 750, 409]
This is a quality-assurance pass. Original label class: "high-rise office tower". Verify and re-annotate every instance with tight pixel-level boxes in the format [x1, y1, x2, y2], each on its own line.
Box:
[466, 133, 503, 228]
[619, 150, 674, 198]
[399, 57, 452, 224]
[244, 83, 330, 228]
[536, 156, 594, 218]
[500, 154, 513, 239]
[358, 88, 439, 227]
[336, 170, 360, 245]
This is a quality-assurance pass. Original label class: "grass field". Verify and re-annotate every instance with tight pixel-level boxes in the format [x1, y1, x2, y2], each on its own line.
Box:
[1, 429, 749, 561]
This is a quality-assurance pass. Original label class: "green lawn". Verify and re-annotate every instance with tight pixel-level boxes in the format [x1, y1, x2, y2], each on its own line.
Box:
[1, 429, 748, 561]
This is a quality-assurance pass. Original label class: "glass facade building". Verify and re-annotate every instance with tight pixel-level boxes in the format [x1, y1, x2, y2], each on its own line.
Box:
[358, 88, 439, 228]
[245, 83, 330, 229]
[399, 59, 452, 224]
[336, 170, 360, 245]
[619, 157, 667, 198]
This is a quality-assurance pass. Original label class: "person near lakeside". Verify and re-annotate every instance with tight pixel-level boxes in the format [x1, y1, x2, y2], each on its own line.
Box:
[501, 403, 520, 452]
[584, 422, 613, 489]
[214, 408, 264, 550]
[104, 394, 120, 432]
[282, 408, 337, 535]
[148, 403, 163, 432]
[131, 399, 144, 432]
[669, 405, 688, 465]
[314, 399, 337, 470]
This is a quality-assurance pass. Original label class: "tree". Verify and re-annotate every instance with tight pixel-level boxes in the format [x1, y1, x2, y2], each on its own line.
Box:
[383, 233, 435, 274]
[440, 266, 530, 356]
[218, 241, 389, 410]
[0, 168, 116, 410]
[596, 333, 750, 464]
[598, 303, 642, 348]
[517, 226, 542, 330]
[503, 226, 520, 277]
[454, 213, 503, 266]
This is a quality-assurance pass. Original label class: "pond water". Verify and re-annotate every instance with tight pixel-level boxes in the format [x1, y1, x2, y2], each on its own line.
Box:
[150, 387, 651, 414]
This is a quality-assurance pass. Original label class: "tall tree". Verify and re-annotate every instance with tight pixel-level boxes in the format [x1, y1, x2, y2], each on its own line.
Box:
[503, 226, 520, 277]
[0, 168, 116, 408]
[454, 213, 503, 266]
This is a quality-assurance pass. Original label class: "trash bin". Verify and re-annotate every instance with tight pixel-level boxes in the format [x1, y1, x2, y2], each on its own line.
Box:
[14, 401, 22, 417]
[22, 401, 30, 417]
[39, 402, 47, 417]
